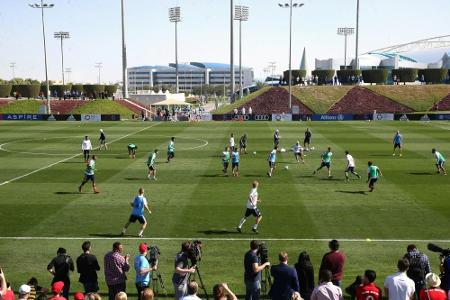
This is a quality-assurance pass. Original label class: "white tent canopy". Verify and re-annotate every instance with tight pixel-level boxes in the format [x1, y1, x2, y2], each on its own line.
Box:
[152, 98, 191, 106]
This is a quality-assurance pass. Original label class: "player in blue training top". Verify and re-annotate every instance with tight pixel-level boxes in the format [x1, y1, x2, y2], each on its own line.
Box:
[392, 130, 403, 157]
[267, 146, 277, 177]
[231, 148, 240, 177]
[121, 187, 152, 238]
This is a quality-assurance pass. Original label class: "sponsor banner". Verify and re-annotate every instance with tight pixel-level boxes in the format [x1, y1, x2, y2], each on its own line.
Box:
[272, 113, 292, 122]
[354, 114, 371, 121]
[311, 114, 353, 121]
[81, 114, 102, 122]
[192, 113, 212, 121]
[292, 105, 300, 115]
[252, 114, 272, 121]
[373, 113, 394, 121]
[435, 114, 450, 121]
[101, 114, 121, 121]
[2, 114, 43, 121]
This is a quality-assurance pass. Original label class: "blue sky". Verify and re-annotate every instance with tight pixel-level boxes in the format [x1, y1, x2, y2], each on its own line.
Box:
[0, 0, 449, 83]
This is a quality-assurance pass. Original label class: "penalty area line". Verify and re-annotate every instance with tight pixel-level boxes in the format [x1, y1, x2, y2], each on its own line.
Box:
[0, 237, 449, 243]
[0, 122, 161, 187]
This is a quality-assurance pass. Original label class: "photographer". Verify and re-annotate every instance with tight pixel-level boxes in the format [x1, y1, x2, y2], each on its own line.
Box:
[47, 247, 74, 300]
[172, 242, 196, 300]
[440, 254, 450, 293]
[244, 240, 270, 300]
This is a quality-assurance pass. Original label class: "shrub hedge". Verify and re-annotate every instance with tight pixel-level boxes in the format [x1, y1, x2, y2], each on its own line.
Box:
[418, 69, 448, 84]
[50, 84, 72, 97]
[0, 84, 12, 97]
[13, 84, 41, 98]
[311, 70, 335, 85]
[104, 85, 118, 97]
[83, 84, 105, 97]
[391, 69, 418, 83]
[362, 69, 388, 84]
[336, 70, 362, 85]
[283, 70, 307, 84]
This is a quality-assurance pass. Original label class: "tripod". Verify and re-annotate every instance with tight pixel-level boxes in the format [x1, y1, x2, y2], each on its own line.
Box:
[189, 265, 209, 300]
[152, 268, 168, 297]
[261, 266, 272, 295]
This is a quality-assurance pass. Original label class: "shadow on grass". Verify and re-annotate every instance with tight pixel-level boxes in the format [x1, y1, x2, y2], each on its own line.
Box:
[320, 178, 342, 181]
[199, 230, 240, 235]
[370, 154, 394, 157]
[336, 190, 368, 195]
[198, 174, 223, 178]
[61, 161, 81, 164]
[125, 177, 146, 181]
[89, 233, 123, 238]
[54, 191, 81, 195]
[298, 175, 314, 178]
[409, 172, 433, 176]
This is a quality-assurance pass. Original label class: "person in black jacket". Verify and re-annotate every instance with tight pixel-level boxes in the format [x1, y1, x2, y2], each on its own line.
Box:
[47, 247, 74, 300]
[76, 241, 101, 293]
[269, 252, 300, 300]
[295, 251, 315, 300]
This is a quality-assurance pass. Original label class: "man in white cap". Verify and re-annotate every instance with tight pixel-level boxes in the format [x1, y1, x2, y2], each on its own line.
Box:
[18, 284, 31, 300]
[418, 273, 446, 300]
[99, 129, 107, 150]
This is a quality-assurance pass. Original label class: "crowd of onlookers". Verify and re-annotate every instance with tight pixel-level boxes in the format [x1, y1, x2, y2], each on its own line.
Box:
[1, 240, 449, 300]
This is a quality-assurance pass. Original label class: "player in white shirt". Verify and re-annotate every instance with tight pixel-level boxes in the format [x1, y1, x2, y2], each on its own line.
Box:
[81, 136, 93, 162]
[229, 133, 235, 151]
[344, 151, 361, 181]
[292, 141, 305, 163]
[236, 181, 262, 234]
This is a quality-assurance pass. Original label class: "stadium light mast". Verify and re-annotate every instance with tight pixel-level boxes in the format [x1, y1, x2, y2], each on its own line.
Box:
[234, 5, 249, 100]
[337, 27, 354, 68]
[169, 6, 181, 94]
[121, 0, 129, 99]
[65, 68, 72, 83]
[278, 1, 304, 110]
[230, 0, 235, 103]
[54, 31, 70, 85]
[10, 62, 16, 79]
[29, 0, 54, 114]
[95, 62, 103, 84]
[355, 0, 360, 70]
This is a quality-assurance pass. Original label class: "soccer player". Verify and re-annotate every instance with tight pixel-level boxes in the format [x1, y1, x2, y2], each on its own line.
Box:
[292, 141, 304, 163]
[267, 146, 277, 177]
[222, 146, 231, 176]
[167, 137, 175, 163]
[313, 147, 333, 178]
[236, 181, 262, 234]
[231, 147, 240, 177]
[78, 155, 99, 193]
[345, 151, 361, 181]
[121, 187, 152, 238]
[99, 129, 107, 150]
[393, 131, 403, 157]
[128, 143, 137, 159]
[432, 148, 447, 175]
[274, 129, 281, 149]
[304, 128, 312, 149]
[81, 136, 93, 162]
[229, 133, 235, 151]
[367, 161, 382, 192]
[239, 133, 248, 154]
[147, 149, 158, 180]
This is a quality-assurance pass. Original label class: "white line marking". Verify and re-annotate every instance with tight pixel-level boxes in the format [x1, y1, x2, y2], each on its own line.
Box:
[0, 237, 448, 243]
[0, 123, 161, 187]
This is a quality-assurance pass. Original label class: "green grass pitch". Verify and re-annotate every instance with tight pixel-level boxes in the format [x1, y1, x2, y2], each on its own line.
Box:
[0, 121, 449, 299]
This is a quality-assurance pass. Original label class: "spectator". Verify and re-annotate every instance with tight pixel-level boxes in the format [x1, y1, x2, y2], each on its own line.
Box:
[49, 282, 65, 300]
[269, 252, 300, 300]
[440, 253, 450, 293]
[172, 242, 196, 300]
[181, 282, 201, 300]
[18, 285, 31, 300]
[295, 251, 315, 300]
[345, 276, 362, 300]
[104, 242, 130, 300]
[244, 240, 270, 300]
[384, 258, 415, 300]
[47, 248, 74, 300]
[85, 294, 101, 300]
[73, 293, 84, 300]
[212, 283, 237, 300]
[3, 283, 14, 300]
[356, 270, 382, 300]
[135, 243, 152, 300]
[141, 289, 154, 300]
[404, 244, 431, 294]
[311, 270, 343, 300]
[27, 278, 47, 300]
[319, 240, 345, 286]
[248, 107, 253, 115]
[419, 273, 446, 300]
[114, 292, 127, 300]
[242, 107, 246, 115]
[76, 241, 101, 293]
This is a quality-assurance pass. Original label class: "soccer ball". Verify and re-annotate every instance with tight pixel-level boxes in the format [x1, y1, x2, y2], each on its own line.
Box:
[253, 151, 257, 155]
[310, 146, 315, 150]
[280, 148, 286, 152]
[285, 165, 289, 170]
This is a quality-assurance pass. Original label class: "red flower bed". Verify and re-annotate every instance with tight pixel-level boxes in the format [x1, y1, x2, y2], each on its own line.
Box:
[327, 87, 415, 114]
[49, 100, 86, 114]
[115, 100, 153, 115]
[431, 94, 450, 111]
[0, 100, 11, 108]
[233, 87, 314, 114]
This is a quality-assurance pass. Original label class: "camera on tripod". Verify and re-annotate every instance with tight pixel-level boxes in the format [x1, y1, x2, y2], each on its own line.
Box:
[146, 245, 161, 268]
[187, 240, 203, 266]
[428, 243, 450, 258]
[257, 241, 269, 264]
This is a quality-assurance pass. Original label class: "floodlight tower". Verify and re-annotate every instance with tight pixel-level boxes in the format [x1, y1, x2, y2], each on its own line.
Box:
[169, 6, 182, 94]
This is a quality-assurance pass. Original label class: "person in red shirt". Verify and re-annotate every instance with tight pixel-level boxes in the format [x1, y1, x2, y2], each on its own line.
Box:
[419, 273, 447, 300]
[319, 240, 346, 286]
[4, 283, 15, 300]
[356, 270, 382, 300]
[50, 282, 66, 300]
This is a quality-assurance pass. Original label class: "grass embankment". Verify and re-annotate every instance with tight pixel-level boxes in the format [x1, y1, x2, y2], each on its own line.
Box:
[366, 84, 450, 111]
[212, 86, 271, 114]
[289, 86, 352, 113]
[70, 99, 135, 118]
[0, 99, 42, 114]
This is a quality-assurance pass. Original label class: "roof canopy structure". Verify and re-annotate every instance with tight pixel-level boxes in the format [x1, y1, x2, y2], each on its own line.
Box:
[152, 98, 191, 106]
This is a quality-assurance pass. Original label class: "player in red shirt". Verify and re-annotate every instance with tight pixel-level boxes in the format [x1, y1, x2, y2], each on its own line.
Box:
[356, 270, 382, 300]
[419, 273, 447, 300]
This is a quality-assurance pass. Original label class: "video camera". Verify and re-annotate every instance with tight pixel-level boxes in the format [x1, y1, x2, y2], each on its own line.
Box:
[428, 243, 450, 257]
[146, 245, 161, 268]
[257, 242, 269, 264]
[187, 240, 203, 266]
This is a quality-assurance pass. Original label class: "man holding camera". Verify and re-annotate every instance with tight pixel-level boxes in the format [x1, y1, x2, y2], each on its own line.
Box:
[47, 247, 75, 300]
[244, 240, 271, 300]
[135, 243, 153, 300]
[172, 242, 196, 300]
[104, 242, 130, 300]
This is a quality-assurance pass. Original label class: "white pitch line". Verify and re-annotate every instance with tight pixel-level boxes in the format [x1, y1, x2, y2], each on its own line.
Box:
[0, 123, 161, 187]
[0, 237, 449, 243]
